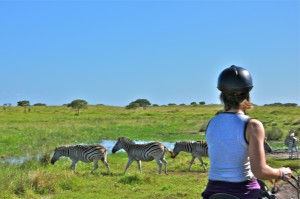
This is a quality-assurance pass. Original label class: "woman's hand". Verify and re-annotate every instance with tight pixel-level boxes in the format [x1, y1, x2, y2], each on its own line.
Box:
[279, 167, 292, 181]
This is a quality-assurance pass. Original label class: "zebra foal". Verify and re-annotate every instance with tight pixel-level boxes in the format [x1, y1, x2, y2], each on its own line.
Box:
[284, 130, 299, 159]
[171, 141, 208, 171]
[112, 137, 173, 174]
[51, 145, 110, 174]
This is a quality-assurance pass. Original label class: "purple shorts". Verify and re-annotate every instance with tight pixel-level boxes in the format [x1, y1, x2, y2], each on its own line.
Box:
[202, 179, 260, 199]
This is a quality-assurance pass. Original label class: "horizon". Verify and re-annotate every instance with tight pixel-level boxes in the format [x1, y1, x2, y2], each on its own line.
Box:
[3, 100, 299, 107]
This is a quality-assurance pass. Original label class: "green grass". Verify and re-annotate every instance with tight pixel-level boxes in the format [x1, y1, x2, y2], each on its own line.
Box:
[0, 105, 299, 198]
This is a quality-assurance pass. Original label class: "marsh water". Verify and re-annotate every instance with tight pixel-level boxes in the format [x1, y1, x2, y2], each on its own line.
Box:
[2, 140, 176, 164]
[2, 140, 287, 164]
[99, 139, 175, 153]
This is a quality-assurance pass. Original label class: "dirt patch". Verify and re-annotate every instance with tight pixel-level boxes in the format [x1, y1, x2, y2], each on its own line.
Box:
[274, 181, 299, 199]
[265, 150, 300, 198]
[265, 150, 290, 159]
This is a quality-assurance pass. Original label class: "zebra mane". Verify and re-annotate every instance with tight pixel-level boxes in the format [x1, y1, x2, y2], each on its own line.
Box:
[175, 141, 193, 147]
[176, 141, 193, 144]
[176, 141, 206, 144]
[118, 137, 136, 144]
[195, 140, 207, 144]
[56, 145, 71, 150]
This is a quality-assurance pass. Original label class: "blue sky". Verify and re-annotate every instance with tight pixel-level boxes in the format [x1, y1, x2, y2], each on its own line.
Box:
[0, 0, 299, 106]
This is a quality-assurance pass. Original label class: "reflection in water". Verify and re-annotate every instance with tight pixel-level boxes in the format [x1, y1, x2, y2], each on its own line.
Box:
[100, 140, 175, 153]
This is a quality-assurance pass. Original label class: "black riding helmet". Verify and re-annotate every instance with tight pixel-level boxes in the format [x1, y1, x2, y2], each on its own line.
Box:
[217, 65, 253, 92]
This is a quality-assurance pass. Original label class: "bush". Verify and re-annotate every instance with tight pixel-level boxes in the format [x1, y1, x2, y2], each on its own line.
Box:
[126, 99, 151, 109]
[265, 127, 284, 140]
[33, 103, 46, 106]
[125, 102, 140, 110]
[199, 121, 209, 132]
[292, 119, 300, 125]
[190, 102, 197, 106]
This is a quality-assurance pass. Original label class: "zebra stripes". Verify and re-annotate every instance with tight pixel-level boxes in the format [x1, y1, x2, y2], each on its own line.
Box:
[284, 134, 299, 159]
[171, 141, 208, 171]
[112, 137, 172, 174]
[51, 145, 110, 174]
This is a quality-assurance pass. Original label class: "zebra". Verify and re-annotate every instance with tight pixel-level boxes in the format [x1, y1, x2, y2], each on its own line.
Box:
[171, 141, 208, 171]
[112, 137, 173, 174]
[170, 139, 272, 172]
[284, 131, 299, 159]
[51, 145, 110, 174]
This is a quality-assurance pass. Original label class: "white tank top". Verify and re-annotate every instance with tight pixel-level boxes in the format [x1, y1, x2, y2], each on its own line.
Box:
[206, 112, 255, 182]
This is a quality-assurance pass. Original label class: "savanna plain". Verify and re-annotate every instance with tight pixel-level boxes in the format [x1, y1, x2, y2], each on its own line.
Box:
[0, 105, 299, 199]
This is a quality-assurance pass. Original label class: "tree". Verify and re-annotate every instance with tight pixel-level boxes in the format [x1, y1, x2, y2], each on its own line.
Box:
[134, 99, 151, 108]
[17, 100, 30, 113]
[18, 100, 30, 107]
[199, 101, 206, 105]
[33, 103, 46, 106]
[190, 102, 197, 106]
[126, 99, 151, 109]
[67, 99, 88, 115]
[125, 102, 140, 110]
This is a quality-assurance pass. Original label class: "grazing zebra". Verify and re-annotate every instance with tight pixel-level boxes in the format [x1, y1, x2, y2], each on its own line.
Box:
[171, 141, 208, 171]
[51, 145, 110, 174]
[284, 131, 299, 159]
[112, 137, 173, 174]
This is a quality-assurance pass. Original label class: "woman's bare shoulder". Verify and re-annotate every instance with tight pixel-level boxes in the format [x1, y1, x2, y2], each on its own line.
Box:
[248, 118, 263, 128]
[247, 118, 265, 138]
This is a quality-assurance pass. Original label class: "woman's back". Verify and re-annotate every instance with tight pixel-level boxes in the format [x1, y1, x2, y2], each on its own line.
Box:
[206, 112, 254, 182]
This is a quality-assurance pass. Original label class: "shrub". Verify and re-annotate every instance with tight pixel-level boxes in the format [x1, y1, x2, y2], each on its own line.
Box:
[126, 99, 151, 109]
[33, 103, 46, 106]
[292, 119, 300, 125]
[190, 102, 197, 106]
[126, 102, 140, 110]
[265, 127, 284, 140]
[199, 122, 208, 132]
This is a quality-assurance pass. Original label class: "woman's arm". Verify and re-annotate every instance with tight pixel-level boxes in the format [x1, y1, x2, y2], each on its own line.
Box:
[246, 119, 291, 180]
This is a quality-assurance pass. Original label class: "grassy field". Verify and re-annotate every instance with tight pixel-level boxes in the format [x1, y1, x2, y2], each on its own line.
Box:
[0, 105, 299, 198]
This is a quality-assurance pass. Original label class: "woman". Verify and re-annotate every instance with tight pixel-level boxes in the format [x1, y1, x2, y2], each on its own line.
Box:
[202, 65, 292, 199]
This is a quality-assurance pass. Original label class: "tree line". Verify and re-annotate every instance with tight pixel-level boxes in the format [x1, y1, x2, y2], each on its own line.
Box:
[2, 99, 298, 115]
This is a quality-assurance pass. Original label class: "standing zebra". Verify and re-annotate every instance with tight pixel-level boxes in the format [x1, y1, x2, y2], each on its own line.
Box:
[51, 145, 110, 174]
[284, 130, 299, 159]
[171, 141, 208, 171]
[170, 139, 272, 172]
[112, 137, 173, 174]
